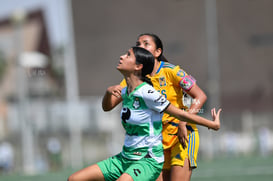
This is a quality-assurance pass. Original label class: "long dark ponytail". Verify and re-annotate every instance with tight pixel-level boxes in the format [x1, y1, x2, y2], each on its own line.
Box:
[132, 46, 154, 86]
[137, 33, 168, 62]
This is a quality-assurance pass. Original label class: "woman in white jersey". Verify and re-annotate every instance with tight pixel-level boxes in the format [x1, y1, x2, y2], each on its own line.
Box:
[68, 47, 221, 181]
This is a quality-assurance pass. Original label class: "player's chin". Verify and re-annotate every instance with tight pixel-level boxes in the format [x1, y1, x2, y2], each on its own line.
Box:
[116, 65, 125, 74]
[116, 64, 122, 70]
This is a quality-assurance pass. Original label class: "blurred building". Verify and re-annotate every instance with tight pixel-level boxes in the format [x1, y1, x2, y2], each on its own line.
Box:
[0, 8, 56, 173]
[0, 9, 59, 102]
[0, 9, 64, 143]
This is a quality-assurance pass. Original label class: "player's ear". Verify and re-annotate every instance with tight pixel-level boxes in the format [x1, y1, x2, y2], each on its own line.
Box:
[155, 48, 162, 59]
[135, 64, 143, 71]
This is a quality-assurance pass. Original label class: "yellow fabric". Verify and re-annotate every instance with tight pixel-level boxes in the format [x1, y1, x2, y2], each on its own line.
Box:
[163, 126, 199, 170]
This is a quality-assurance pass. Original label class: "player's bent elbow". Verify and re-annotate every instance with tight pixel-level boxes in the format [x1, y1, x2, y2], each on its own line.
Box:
[213, 124, 220, 131]
[102, 105, 112, 112]
[199, 92, 207, 104]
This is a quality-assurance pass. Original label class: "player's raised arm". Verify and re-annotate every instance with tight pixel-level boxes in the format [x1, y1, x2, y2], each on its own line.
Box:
[102, 85, 123, 111]
[164, 104, 221, 130]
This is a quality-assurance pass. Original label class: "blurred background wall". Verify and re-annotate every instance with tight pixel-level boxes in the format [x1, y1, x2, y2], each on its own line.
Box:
[0, 0, 272, 176]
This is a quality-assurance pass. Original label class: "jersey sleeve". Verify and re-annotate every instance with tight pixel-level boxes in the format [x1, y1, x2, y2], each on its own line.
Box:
[170, 65, 196, 91]
[179, 74, 196, 91]
[142, 85, 170, 113]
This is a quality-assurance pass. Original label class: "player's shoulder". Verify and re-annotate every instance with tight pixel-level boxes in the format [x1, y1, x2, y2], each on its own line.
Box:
[135, 83, 158, 98]
[162, 62, 176, 69]
[160, 62, 186, 77]
[138, 83, 156, 94]
[161, 62, 184, 72]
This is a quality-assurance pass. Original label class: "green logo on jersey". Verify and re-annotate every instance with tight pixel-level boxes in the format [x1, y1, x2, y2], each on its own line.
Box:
[133, 98, 140, 109]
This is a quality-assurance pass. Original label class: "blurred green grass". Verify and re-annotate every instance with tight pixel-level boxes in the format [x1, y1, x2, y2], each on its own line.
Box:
[1, 155, 273, 181]
[192, 155, 273, 181]
[0, 168, 75, 181]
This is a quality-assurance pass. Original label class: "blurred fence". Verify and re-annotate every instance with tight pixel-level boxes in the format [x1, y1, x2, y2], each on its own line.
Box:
[0, 97, 273, 175]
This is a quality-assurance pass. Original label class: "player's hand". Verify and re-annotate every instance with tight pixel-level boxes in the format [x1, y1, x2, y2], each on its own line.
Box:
[107, 85, 122, 98]
[177, 121, 188, 149]
[211, 108, 221, 130]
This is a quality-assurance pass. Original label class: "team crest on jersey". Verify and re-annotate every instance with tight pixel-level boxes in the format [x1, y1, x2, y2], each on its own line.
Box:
[177, 70, 186, 78]
[133, 97, 140, 109]
[159, 76, 166, 87]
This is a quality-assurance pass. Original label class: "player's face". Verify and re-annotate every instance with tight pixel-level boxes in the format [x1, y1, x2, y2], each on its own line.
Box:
[136, 35, 159, 58]
[117, 48, 136, 73]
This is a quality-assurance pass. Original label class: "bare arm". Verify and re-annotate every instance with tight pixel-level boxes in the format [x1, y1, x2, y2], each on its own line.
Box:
[165, 104, 221, 130]
[102, 85, 123, 111]
[177, 83, 207, 147]
[186, 83, 207, 114]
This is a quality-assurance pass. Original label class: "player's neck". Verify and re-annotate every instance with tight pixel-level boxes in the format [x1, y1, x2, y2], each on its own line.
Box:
[125, 75, 143, 94]
[150, 59, 160, 76]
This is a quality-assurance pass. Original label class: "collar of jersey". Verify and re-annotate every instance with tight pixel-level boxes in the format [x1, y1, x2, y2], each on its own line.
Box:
[126, 82, 147, 96]
[156, 61, 164, 74]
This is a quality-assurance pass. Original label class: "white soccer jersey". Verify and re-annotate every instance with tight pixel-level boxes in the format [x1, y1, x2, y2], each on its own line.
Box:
[120, 82, 170, 163]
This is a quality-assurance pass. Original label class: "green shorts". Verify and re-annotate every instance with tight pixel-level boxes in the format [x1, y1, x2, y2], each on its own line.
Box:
[97, 153, 163, 181]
